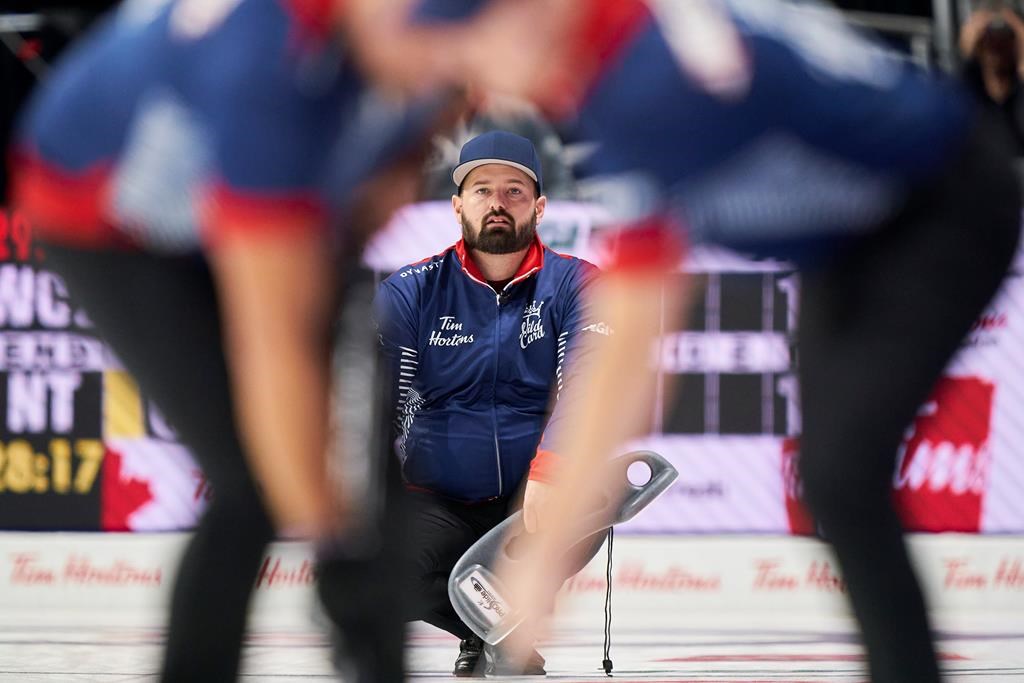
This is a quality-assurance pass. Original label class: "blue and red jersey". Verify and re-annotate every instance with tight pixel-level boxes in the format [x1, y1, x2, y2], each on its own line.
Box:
[569, 1, 973, 261]
[416, 0, 974, 263]
[374, 237, 604, 502]
[11, 0, 437, 251]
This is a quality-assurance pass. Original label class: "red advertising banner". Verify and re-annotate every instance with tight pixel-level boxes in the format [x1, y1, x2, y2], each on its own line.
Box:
[784, 376, 996, 534]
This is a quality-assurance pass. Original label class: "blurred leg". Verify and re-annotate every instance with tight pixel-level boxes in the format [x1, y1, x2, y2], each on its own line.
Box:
[314, 265, 412, 683]
[797, 119, 1020, 683]
[44, 246, 275, 682]
[316, 468, 410, 683]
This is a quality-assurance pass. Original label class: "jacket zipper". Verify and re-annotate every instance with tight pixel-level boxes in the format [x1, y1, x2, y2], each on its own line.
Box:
[491, 288, 504, 497]
[460, 263, 540, 499]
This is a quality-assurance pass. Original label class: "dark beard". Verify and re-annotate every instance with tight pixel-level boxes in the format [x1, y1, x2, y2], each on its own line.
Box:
[462, 209, 537, 255]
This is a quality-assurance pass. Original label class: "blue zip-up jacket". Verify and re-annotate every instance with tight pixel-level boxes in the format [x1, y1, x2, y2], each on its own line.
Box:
[374, 236, 603, 502]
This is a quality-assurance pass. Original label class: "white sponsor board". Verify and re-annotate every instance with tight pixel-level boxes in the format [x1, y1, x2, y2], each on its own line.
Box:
[616, 436, 789, 533]
[1, 533, 1022, 620]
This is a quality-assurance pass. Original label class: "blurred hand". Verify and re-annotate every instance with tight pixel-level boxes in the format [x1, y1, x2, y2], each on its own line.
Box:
[1000, 8, 1024, 40]
[460, 0, 582, 114]
[494, 531, 564, 666]
[339, 0, 579, 108]
[522, 479, 552, 534]
[961, 9, 996, 57]
[1001, 7, 1024, 25]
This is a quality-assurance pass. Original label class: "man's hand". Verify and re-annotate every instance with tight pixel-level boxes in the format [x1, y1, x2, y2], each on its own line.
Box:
[522, 479, 552, 534]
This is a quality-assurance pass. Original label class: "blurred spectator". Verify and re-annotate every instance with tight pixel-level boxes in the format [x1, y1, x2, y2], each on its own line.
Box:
[960, 3, 1024, 154]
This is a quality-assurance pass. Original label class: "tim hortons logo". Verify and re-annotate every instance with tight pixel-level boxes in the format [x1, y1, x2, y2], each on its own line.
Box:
[970, 313, 1008, 332]
[428, 315, 475, 347]
[892, 377, 994, 532]
[781, 437, 814, 535]
[254, 556, 315, 589]
[9, 553, 162, 586]
[783, 376, 994, 534]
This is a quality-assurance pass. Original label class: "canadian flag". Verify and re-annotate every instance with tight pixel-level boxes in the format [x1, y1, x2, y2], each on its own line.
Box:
[783, 376, 994, 534]
[100, 438, 205, 531]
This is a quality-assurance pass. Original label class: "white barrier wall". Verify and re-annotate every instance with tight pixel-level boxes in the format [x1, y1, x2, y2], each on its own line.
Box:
[2, 533, 1022, 621]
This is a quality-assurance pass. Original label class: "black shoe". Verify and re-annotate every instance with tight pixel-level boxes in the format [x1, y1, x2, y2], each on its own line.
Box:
[453, 636, 485, 677]
[483, 644, 546, 677]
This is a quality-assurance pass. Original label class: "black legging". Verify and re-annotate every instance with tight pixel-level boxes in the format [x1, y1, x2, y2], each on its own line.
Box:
[42, 247, 275, 682]
[44, 247, 410, 683]
[405, 492, 511, 640]
[797, 116, 1021, 683]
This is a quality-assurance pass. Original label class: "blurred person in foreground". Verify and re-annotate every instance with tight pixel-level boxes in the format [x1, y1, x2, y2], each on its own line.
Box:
[7, 0, 567, 680]
[402, 2, 1021, 682]
[959, 2, 1024, 153]
[375, 131, 603, 676]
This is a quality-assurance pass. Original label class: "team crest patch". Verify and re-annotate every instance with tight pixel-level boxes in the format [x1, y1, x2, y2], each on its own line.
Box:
[520, 300, 545, 349]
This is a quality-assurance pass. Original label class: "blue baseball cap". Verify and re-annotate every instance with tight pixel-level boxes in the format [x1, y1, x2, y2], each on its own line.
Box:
[452, 131, 543, 193]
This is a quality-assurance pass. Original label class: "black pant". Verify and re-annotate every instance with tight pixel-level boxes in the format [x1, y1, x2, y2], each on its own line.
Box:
[404, 488, 609, 643]
[42, 247, 275, 682]
[405, 491, 511, 640]
[44, 247, 410, 682]
[796, 117, 1022, 683]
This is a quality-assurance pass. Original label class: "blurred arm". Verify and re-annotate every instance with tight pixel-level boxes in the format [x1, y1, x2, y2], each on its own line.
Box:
[536, 269, 684, 552]
[499, 264, 691, 656]
[959, 10, 994, 58]
[338, 0, 579, 102]
[1000, 8, 1024, 76]
[525, 265, 606, 533]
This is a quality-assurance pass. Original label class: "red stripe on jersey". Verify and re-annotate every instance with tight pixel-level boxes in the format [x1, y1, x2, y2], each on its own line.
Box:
[11, 147, 129, 249]
[541, 0, 652, 118]
[599, 217, 687, 273]
[202, 182, 328, 248]
[281, 0, 338, 40]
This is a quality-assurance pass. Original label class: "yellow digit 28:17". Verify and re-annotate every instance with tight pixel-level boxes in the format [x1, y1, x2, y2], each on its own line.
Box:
[0, 439, 104, 495]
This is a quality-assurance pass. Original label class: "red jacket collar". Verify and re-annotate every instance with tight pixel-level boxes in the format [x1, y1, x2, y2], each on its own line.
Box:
[454, 235, 545, 288]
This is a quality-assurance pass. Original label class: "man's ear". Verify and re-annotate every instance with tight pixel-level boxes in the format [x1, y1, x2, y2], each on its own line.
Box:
[535, 195, 547, 222]
[452, 193, 463, 223]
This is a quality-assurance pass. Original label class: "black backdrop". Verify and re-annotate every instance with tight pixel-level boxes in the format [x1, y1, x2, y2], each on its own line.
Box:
[1, 3, 118, 203]
[835, 0, 933, 15]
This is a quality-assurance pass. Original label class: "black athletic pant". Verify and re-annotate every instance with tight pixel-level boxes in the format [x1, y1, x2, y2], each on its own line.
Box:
[405, 491, 510, 640]
[796, 116, 1021, 683]
[44, 247, 411, 682]
[404, 488, 608, 643]
[42, 247, 275, 682]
